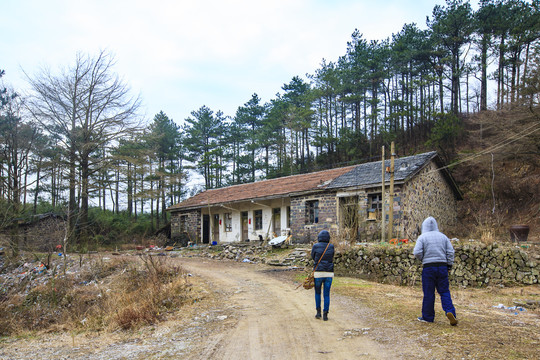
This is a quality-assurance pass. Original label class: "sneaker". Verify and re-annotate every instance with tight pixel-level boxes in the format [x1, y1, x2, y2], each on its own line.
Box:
[417, 317, 432, 323]
[446, 312, 458, 326]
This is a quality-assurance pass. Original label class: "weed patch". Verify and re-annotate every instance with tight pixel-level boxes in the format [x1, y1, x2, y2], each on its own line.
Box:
[0, 254, 195, 335]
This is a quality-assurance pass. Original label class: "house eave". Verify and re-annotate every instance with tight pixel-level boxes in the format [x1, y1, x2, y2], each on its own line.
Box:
[167, 188, 335, 213]
[335, 181, 406, 195]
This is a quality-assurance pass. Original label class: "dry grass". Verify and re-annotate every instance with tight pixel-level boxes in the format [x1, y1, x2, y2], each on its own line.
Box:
[333, 240, 354, 253]
[333, 276, 540, 360]
[0, 255, 196, 336]
[479, 229, 495, 245]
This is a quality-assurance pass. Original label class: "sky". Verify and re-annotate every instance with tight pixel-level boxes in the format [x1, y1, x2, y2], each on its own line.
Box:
[1, 0, 450, 126]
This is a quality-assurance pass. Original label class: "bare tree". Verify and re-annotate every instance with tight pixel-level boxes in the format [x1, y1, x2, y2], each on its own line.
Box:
[25, 50, 141, 250]
[0, 91, 37, 255]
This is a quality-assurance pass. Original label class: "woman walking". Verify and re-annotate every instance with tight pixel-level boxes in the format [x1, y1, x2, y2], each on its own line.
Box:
[311, 230, 335, 321]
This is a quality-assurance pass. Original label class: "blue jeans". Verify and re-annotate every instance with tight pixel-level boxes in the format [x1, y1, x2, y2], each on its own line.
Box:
[314, 277, 333, 312]
[421, 265, 456, 322]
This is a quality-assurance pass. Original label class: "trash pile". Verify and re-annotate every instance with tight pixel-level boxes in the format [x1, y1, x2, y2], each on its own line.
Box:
[0, 253, 90, 297]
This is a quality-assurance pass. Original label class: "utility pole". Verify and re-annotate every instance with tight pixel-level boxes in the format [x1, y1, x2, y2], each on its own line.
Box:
[381, 146, 386, 243]
[388, 142, 395, 241]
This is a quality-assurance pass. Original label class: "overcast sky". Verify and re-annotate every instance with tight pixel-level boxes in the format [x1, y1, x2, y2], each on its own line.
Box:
[1, 0, 450, 125]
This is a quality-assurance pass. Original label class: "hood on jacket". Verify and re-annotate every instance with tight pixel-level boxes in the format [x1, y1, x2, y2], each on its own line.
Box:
[421, 216, 439, 233]
[318, 230, 330, 242]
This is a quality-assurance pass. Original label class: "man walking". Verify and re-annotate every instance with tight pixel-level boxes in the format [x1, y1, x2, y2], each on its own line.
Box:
[413, 216, 458, 326]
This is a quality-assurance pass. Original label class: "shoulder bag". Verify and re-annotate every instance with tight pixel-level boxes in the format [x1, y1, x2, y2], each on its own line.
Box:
[300, 242, 330, 290]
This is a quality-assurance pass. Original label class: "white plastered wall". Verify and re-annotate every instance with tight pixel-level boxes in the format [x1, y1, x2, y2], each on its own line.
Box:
[199, 198, 291, 243]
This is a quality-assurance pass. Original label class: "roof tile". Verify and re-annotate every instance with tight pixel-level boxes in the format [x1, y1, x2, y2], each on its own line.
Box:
[168, 165, 356, 210]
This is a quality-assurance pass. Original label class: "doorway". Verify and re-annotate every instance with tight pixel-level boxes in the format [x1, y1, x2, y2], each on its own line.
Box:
[273, 208, 281, 236]
[202, 214, 210, 244]
[212, 214, 220, 243]
[339, 196, 358, 242]
[241, 211, 249, 241]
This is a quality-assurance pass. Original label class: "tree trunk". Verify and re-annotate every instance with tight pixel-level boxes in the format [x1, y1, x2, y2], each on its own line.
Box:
[480, 36, 488, 111]
[68, 140, 77, 247]
[498, 36, 506, 109]
[80, 153, 90, 250]
[33, 157, 42, 215]
[127, 161, 133, 217]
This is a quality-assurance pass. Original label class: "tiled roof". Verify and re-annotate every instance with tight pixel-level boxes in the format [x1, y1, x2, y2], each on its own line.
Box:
[168, 151, 461, 211]
[326, 151, 438, 189]
[167, 165, 357, 211]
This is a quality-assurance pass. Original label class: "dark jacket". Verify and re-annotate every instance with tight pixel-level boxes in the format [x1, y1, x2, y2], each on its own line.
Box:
[311, 240, 334, 272]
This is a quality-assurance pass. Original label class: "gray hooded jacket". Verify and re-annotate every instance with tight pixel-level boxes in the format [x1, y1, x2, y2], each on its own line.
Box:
[413, 217, 454, 265]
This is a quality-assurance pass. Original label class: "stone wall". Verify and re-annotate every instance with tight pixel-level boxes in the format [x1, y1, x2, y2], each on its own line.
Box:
[174, 240, 538, 288]
[336, 160, 459, 243]
[290, 192, 338, 243]
[355, 188, 399, 242]
[170, 210, 201, 245]
[20, 216, 65, 251]
[400, 162, 458, 240]
[325, 243, 539, 287]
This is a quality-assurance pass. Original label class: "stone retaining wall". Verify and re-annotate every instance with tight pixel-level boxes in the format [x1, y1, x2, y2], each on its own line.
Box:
[178, 241, 539, 288]
[326, 243, 539, 287]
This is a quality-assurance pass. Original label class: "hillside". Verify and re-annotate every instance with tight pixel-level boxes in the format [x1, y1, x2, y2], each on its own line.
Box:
[450, 105, 540, 242]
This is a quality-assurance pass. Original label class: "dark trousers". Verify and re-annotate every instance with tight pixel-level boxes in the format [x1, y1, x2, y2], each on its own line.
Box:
[421, 265, 456, 322]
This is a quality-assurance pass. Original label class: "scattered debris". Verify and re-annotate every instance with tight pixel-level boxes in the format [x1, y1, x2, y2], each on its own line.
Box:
[493, 303, 526, 314]
[341, 328, 371, 339]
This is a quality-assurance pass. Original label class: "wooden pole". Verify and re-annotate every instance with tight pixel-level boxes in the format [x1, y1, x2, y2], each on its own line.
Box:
[381, 146, 386, 243]
[388, 142, 395, 241]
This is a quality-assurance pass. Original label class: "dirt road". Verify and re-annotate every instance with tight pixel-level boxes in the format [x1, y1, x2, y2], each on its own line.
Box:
[181, 258, 393, 359]
[178, 258, 432, 360]
[0, 257, 430, 359]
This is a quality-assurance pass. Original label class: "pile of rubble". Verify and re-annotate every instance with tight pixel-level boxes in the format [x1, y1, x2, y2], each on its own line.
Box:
[178, 242, 310, 267]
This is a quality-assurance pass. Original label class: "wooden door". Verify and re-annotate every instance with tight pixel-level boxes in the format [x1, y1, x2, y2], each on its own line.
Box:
[212, 214, 220, 243]
[241, 211, 248, 241]
[273, 208, 281, 236]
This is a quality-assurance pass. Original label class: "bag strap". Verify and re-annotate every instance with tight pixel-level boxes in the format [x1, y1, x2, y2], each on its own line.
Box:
[313, 242, 330, 272]
[296, 242, 332, 290]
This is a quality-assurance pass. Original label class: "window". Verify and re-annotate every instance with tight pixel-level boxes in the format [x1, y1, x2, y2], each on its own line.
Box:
[368, 193, 383, 220]
[179, 215, 188, 232]
[224, 213, 232, 232]
[254, 209, 263, 230]
[305, 200, 319, 224]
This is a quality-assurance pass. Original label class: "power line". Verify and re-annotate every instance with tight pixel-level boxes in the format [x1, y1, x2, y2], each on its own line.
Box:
[428, 121, 540, 174]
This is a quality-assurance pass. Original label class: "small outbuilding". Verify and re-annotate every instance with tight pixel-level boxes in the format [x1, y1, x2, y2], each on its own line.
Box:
[1, 213, 66, 252]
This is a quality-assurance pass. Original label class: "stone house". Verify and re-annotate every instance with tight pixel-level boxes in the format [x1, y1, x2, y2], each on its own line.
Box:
[0, 213, 66, 252]
[167, 151, 462, 245]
